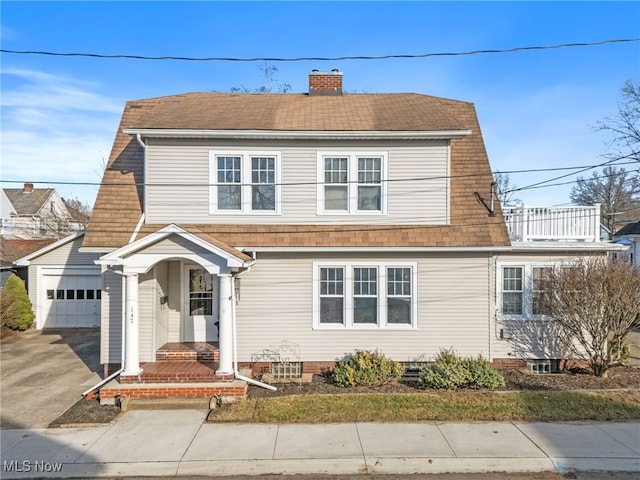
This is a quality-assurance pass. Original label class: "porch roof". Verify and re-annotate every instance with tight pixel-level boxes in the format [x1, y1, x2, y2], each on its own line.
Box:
[97, 224, 253, 271]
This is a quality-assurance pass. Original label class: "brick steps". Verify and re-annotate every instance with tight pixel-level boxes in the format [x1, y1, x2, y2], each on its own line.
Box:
[155, 342, 219, 362]
[98, 342, 246, 404]
[121, 360, 232, 384]
[99, 379, 248, 405]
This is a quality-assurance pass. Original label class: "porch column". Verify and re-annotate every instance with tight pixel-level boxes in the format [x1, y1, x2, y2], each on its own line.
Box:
[123, 273, 141, 376]
[216, 273, 233, 375]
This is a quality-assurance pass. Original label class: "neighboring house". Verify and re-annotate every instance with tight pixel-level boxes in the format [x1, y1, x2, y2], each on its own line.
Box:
[79, 71, 625, 401]
[13, 231, 102, 329]
[0, 236, 57, 287]
[612, 221, 640, 266]
[2, 183, 84, 239]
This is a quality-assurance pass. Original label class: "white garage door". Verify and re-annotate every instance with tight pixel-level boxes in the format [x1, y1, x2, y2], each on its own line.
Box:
[42, 271, 101, 328]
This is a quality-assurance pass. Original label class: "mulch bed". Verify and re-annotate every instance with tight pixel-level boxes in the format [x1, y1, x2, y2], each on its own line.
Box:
[48, 365, 640, 426]
[49, 398, 120, 427]
[246, 365, 640, 398]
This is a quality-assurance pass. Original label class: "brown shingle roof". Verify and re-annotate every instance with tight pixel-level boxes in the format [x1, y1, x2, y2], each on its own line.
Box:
[84, 92, 510, 250]
[124, 92, 466, 131]
[0, 238, 57, 267]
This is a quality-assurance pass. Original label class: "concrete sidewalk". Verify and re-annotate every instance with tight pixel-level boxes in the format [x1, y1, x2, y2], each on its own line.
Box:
[1, 410, 638, 478]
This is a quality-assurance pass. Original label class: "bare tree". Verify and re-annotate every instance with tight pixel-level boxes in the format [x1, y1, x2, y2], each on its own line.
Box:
[493, 172, 521, 207]
[598, 79, 640, 164]
[570, 166, 640, 234]
[542, 257, 640, 377]
[62, 197, 91, 225]
[230, 62, 291, 94]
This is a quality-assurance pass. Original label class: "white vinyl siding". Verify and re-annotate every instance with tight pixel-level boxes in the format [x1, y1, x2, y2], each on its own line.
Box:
[234, 252, 490, 362]
[101, 268, 123, 364]
[144, 139, 449, 225]
[138, 272, 154, 362]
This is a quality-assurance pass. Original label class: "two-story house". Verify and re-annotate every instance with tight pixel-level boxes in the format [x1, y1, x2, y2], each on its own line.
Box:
[72, 71, 625, 401]
[2, 183, 84, 239]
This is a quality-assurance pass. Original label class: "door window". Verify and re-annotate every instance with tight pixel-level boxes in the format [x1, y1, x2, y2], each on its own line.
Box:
[189, 269, 213, 316]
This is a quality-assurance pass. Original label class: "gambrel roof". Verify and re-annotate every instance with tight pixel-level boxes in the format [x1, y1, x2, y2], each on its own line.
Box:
[84, 91, 511, 250]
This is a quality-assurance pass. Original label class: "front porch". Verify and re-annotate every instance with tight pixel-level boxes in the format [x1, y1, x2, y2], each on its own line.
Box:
[99, 342, 247, 403]
[96, 225, 256, 404]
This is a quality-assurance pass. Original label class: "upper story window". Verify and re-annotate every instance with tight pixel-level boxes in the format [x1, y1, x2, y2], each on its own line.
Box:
[317, 152, 387, 215]
[314, 262, 417, 329]
[210, 151, 281, 214]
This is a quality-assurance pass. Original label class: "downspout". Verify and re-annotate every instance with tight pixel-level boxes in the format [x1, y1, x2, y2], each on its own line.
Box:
[231, 261, 277, 391]
[83, 134, 148, 398]
[82, 266, 126, 397]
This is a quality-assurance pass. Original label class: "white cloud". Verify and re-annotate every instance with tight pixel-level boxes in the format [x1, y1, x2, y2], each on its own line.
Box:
[1, 69, 122, 206]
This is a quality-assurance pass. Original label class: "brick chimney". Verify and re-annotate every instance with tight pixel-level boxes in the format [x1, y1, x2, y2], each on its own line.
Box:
[23, 182, 34, 193]
[309, 69, 343, 96]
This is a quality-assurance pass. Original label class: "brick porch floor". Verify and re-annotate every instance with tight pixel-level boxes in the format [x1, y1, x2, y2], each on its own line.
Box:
[99, 342, 246, 402]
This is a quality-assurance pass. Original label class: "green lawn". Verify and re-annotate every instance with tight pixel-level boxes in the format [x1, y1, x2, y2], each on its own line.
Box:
[208, 391, 640, 423]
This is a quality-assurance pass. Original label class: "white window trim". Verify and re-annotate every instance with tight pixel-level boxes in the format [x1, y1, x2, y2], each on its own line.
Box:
[496, 262, 557, 321]
[316, 151, 388, 215]
[209, 150, 282, 215]
[313, 261, 417, 330]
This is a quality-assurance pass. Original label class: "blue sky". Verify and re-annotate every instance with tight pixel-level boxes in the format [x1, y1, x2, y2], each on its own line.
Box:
[1, 1, 639, 207]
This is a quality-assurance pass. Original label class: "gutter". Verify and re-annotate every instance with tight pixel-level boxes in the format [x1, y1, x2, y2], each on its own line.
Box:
[124, 128, 472, 141]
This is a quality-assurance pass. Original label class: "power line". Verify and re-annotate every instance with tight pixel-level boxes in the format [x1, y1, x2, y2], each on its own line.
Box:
[1, 38, 638, 62]
[504, 154, 639, 195]
[2, 159, 637, 190]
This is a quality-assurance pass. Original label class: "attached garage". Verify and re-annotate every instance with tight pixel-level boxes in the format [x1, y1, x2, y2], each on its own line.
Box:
[40, 267, 101, 328]
[14, 231, 103, 329]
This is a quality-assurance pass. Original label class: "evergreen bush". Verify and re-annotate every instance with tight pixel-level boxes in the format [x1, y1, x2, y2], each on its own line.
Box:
[418, 349, 505, 389]
[1, 274, 35, 330]
[333, 349, 404, 387]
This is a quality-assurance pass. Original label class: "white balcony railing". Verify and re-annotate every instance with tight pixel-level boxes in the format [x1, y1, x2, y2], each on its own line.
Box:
[503, 204, 601, 242]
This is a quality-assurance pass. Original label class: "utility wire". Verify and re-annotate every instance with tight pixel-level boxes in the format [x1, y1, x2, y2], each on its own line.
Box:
[1, 38, 638, 62]
[2, 159, 637, 190]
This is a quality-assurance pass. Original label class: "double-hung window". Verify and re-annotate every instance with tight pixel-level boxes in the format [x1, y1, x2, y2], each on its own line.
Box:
[532, 267, 552, 315]
[499, 264, 554, 319]
[502, 267, 523, 315]
[314, 262, 416, 329]
[210, 151, 280, 213]
[318, 152, 387, 214]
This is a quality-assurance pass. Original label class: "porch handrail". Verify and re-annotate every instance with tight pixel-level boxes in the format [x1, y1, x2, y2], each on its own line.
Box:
[504, 204, 601, 242]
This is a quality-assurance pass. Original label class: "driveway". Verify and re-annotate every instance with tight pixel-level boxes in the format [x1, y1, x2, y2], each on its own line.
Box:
[1, 328, 102, 429]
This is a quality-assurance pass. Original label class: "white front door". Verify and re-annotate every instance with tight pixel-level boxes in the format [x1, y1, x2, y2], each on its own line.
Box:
[183, 266, 219, 342]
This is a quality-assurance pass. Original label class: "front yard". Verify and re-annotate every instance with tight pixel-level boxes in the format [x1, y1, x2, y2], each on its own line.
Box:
[207, 366, 640, 423]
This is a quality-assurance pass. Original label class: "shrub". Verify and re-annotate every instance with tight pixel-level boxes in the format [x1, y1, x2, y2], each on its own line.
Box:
[418, 349, 505, 389]
[461, 355, 506, 389]
[333, 350, 404, 387]
[0, 274, 35, 330]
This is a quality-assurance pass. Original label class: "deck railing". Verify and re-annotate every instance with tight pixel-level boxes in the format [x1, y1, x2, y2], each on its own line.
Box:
[503, 204, 601, 242]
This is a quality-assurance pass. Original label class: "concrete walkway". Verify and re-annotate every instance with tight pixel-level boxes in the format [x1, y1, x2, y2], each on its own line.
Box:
[1, 410, 638, 478]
